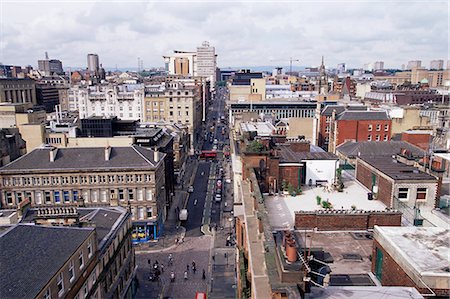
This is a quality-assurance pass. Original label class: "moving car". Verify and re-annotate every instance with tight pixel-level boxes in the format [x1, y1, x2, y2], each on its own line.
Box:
[188, 186, 194, 193]
[215, 194, 222, 202]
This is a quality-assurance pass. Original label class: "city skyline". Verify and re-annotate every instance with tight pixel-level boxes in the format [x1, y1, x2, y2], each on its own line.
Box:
[1, 0, 448, 69]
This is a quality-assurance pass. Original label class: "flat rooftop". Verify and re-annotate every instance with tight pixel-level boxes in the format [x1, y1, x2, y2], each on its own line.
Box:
[240, 121, 275, 136]
[358, 156, 437, 181]
[265, 172, 386, 229]
[374, 226, 450, 276]
[301, 231, 374, 275]
[306, 286, 424, 299]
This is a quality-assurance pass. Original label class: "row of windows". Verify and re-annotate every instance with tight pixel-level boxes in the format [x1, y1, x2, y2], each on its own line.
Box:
[367, 135, 389, 141]
[45, 242, 94, 299]
[3, 188, 155, 206]
[232, 108, 315, 118]
[2, 174, 153, 187]
[398, 187, 427, 201]
[368, 124, 389, 131]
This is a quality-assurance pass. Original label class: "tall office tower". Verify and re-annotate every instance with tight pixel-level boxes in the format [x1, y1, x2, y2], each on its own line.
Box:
[38, 52, 64, 76]
[430, 59, 444, 70]
[407, 60, 422, 69]
[374, 61, 384, 70]
[196, 41, 217, 89]
[337, 63, 346, 74]
[87, 54, 100, 73]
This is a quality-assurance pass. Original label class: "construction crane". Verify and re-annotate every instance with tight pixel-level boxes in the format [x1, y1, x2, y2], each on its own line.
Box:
[270, 57, 300, 74]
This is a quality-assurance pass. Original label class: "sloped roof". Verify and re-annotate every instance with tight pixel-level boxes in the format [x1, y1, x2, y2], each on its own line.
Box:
[337, 110, 389, 121]
[0, 145, 164, 172]
[279, 146, 338, 163]
[0, 225, 94, 299]
[337, 141, 425, 158]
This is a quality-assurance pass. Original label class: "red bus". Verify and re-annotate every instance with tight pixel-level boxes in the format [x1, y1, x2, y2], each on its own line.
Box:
[200, 150, 217, 159]
[195, 292, 207, 299]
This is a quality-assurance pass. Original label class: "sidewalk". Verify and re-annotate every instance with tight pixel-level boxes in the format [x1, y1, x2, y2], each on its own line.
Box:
[135, 158, 198, 253]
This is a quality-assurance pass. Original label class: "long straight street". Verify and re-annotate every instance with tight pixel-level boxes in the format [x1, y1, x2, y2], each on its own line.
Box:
[134, 86, 236, 299]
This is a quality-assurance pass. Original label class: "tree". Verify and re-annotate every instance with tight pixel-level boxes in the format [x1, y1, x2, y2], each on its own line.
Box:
[247, 140, 265, 153]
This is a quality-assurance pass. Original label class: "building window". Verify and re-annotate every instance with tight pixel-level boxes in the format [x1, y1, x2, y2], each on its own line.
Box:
[5, 192, 13, 205]
[146, 190, 153, 201]
[44, 288, 51, 299]
[118, 189, 124, 201]
[416, 188, 427, 200]
[384, 124, 389, 131]
[79, 251, 84, 269]
[398, 188, 409, 201]
[367, 135, 372, 141]
[45, 191, 52, 203]
[383, 135, 388, 141]
[137, 189, 143, 201]
[138, 207, 144, 219]
[375, 135, 380, 141]
[63, 191, 70, 202]
[73, 191, 79, 201]
[53, 191, 61, 203]
[16, 192, 23, 203]
[88, 240, 93, 258]
[35, 191, 42, 205]
[147, 207, 153, 218]
[376, 124, 381, 131]
[83, 282, 88, 299]
[368, 124, 372, 131]
[69, 260, 75, 282]
[57, 272, 64, 296]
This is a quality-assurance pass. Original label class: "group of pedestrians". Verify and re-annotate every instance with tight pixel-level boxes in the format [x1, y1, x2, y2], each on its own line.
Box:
[163, 255, 206, 283]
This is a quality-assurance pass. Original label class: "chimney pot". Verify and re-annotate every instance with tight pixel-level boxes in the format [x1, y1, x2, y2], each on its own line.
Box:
[49, 147, 58, 162]
[104, 146, 111, 161]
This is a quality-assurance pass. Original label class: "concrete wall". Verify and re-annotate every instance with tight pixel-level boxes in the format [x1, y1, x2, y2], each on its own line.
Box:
[391, 108, 430, 136]
[287, 118, 314, 142]
[229, 85, 251, 101]
[305, 159, 338, 185]
[294, 210, 402, 230]
[18, 123, 45, 153]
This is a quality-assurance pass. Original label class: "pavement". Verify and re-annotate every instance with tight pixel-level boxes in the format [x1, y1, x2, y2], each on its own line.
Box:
[135, 157, 198, 253]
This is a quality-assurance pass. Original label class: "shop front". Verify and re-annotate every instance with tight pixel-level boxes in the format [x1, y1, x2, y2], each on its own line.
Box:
[132, 217, 164, 243]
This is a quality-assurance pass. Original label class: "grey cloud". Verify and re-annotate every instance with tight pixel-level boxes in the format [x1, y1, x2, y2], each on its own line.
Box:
[0, 1, 448, 69]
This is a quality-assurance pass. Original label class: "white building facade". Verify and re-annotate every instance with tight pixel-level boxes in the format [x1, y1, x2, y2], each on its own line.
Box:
[69, 84, 144, 121]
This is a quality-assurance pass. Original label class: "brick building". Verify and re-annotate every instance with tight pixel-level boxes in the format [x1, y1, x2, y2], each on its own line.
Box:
[372, 226, 449, 297]
[317, 104, 368, 151]
[355, 156, 438, 225]
[329, 110, 392, 153]
[400, 130, 432, 150]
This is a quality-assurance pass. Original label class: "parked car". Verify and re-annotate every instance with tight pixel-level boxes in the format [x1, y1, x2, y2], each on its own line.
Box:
[179, 209, 188, 221]
[188, 186, 194, 193]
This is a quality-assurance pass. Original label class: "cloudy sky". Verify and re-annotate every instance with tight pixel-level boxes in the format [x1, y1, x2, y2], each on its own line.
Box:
[1, 0, 448, 70]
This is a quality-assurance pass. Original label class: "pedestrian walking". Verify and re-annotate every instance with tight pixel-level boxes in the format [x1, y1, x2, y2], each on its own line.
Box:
[184, 271, 188, 280]
[168, 254, 173, 266]
[170, 271, 175, 282]
[192, 260, 196, 269]
[160, 263, 164, 273]
[193, 265, 196, 274]
[186, 264, 189, 272]
[202, 269, 206, 280]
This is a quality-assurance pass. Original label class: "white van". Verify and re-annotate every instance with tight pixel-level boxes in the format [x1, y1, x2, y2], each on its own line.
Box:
[179, 209, 188, 221]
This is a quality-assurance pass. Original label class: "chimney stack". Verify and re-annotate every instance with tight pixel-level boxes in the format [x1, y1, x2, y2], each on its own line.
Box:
[49, 147, 58, 162]
[104, 146, 111, 161]
[153, 147, 159, 163]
